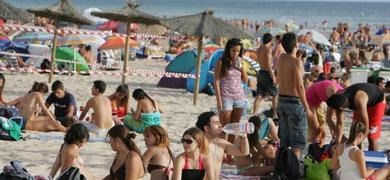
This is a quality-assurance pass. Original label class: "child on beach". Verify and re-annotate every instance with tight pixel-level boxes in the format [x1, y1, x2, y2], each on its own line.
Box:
[331, 122, 390, 180]
[104, 124, 145, 180]
[124, 88, 162, 133]
[172, 127, 214, 180]
[49, 123, 93, 179]
[108, 84, 130, 124]
[142, 125, 175, 180]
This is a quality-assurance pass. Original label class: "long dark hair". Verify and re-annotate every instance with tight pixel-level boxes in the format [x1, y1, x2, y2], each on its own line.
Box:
[64, 123, 90, 144]
[108, 125, 142, 156]
[115, 84, 130, 111]
[29, 82, 48, 93]
[220, 38, 243, 77]
[247, 116, 261, 150]
[0, 73, 5, 103]
[132, 88, 156, 109]
[346, 122, 366, 145]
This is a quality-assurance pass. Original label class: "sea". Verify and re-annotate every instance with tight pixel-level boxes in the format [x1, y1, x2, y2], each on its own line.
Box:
[8, 0, 390, 30]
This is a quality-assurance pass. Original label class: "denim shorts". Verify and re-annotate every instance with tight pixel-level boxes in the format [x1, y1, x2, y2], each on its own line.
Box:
[277, 96, 307, 150]
[222, 99, 247, 111]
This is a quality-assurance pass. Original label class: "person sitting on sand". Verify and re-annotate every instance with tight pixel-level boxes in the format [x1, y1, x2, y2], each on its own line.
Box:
[104, 124, 145, 180]
[79, 80, 113, 136]
[331, 122, 390, 180]
[124, 88, 162, 133]
[143, 125, 175, 180]
[195, 111, 249, 180]
[15, 82, 66, 132]
[108, 84, 130, 124]
[45, 80, 77, 127]
[49, 123, 93, 179]
[235, 115, 278, 176]
[172, 127, 214, 180]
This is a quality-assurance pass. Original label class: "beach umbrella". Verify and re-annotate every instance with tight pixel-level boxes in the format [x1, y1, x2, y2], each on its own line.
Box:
[161, 10, 253, 105]
[13, 32, 54, 44]
[57, 34, 97, 46]
[0, 0, 32, 23]
[297, 29, 331, 47]
[99, 36, 138, 50]
[27, 0, 94, 83]
[91, 2, 162, 84]
[84, 7, 108, 24]
[55, 47, 89, 72]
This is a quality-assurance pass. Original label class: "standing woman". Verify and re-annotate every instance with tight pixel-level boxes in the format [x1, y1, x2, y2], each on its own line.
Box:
[108, 84, 130, 124]
[143, 125, 175, 180]
[214, 38, 248, 142]
[104, 124, 144, 180]
[172, 127, 214, 180]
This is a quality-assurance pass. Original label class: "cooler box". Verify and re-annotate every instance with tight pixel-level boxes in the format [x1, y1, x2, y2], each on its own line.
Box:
[364, 151, 389, 168]
[350, 68, 371, 85]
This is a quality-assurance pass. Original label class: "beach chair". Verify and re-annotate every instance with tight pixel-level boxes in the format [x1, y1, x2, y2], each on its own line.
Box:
[364, 151, 389, 168]
[4, 51, 19, 68]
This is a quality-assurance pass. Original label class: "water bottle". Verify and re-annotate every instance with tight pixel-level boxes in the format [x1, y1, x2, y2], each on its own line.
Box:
[223, 122, 255, 136]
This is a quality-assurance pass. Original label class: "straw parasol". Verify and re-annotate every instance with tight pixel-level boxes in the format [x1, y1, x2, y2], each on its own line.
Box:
[162, 10, 253, 105]
[0, 0, 32, 23]
[91, 2, 161, 84]
[27, 0, 94, 83]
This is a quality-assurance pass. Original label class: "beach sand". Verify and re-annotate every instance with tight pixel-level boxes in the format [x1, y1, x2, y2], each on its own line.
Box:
[0, 58, 389, 179]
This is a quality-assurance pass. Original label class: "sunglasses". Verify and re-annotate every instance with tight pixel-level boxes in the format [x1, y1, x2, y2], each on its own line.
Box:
[181, 138, 194, 144]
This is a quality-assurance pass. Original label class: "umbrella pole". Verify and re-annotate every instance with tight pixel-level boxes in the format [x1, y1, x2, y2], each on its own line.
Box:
[193, 35, 203, 105]
[48, 23, 58, 83]
[122, 22, 130, 84]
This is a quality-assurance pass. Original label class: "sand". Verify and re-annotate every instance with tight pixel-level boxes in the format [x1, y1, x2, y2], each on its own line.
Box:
[0, 58, 389, 179]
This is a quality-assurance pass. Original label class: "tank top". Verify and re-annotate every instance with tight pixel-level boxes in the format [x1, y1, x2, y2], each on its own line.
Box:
[220, 59, 245, 101]
[344, 83, 384, 110]
[306, 80, 343, 107]
[339, 145, 363, 180]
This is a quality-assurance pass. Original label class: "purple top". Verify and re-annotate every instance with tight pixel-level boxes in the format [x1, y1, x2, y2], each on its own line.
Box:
[220, 64, 245, 101]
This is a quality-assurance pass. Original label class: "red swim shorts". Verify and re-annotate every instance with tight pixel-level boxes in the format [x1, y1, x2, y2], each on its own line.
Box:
[353, 101, 385, 140]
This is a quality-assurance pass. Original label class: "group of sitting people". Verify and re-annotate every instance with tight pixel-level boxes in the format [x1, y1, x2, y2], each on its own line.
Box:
[0, 73, 163, 136]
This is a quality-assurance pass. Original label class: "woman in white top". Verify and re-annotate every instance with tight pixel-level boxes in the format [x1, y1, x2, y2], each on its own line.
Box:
[331, 122, 390, 180]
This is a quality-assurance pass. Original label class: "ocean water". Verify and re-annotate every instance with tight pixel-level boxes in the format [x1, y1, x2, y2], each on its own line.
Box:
[8, 0, 390, 29]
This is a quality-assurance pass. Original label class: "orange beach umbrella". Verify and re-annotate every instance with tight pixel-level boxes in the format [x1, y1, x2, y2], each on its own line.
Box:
[99, 36, 138, 50]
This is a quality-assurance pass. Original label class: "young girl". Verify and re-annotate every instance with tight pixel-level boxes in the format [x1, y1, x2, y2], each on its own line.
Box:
[172, 127, 214, 180]
[50, 123, 93, 179]
[104, 124, 145, 180]
[108, 84, 130, 124]
[143, 125, 175, 180]
[124, 88, 163, 133]
[331, 122, 390, 180]
[214, 38, 248, 146]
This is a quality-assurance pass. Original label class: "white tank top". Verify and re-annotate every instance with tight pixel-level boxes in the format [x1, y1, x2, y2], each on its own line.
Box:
[339, 145, 363, 180]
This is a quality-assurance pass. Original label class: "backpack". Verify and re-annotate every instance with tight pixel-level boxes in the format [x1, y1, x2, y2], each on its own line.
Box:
[0, 160, 34, 180]
[0, 117, 22, 141]
[273, 146, 305, 180]
[56, 167, 86, 180]
[0, 106, 19, 119]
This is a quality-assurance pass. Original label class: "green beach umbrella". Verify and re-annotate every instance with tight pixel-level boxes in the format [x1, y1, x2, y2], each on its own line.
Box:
[0, 0, 32, 23]
[161, 10, 253, 105]
[91, 2, 162, 84]
[27, 0, 94, 83]
[55, 47, 89, 72]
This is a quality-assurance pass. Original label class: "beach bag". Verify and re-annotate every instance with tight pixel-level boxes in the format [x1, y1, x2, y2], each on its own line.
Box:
[273, 146, 305, 180]
[0, 117, 22, 141]
[304, 155, 332, 180]
[56, 167, 85, 180]
[0, 106, 19, 119]
[0, 160, 34, 180]
[308, 142, 334, 163]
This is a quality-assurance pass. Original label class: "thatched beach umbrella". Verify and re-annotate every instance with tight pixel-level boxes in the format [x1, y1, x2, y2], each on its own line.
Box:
[91, 3, 161, 84]
[162, 10, 253, 105]
[27, 0, 93, 83]
[0, 0, 32, 23]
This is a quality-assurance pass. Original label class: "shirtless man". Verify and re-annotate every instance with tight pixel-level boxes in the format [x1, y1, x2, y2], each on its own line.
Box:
[254, 33, 278, 118]
[330, 27, 341, 45]
[273, 35, 285, 66]
[196, 111, 249, 180]
[17, 82, 66, 132]
[79, 80, 113, 135]
[276, 33, 313, 158]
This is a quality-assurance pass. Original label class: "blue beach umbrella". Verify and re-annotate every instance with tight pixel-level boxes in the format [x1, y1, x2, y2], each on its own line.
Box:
[3, 42, 30, 61]
[13, 32, 54, 44]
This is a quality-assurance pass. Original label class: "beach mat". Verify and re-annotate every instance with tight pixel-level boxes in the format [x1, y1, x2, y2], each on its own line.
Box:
[23, 133, 106, 142]
[220, 169, 261, 180]
[364, 151, 389, 168]
[382, 116, 390, 121]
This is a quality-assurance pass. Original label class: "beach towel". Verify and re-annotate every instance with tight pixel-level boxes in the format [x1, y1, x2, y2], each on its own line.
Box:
[23, 133, 107, 143]
[219, 169, 260, 180]
[0, 117, 22, 141]
[124, 112, 161, 133]
[364, 151, 389, 168]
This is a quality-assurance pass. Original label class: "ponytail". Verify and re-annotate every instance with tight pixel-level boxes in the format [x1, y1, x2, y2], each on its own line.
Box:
[346, 122, 366, 145]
